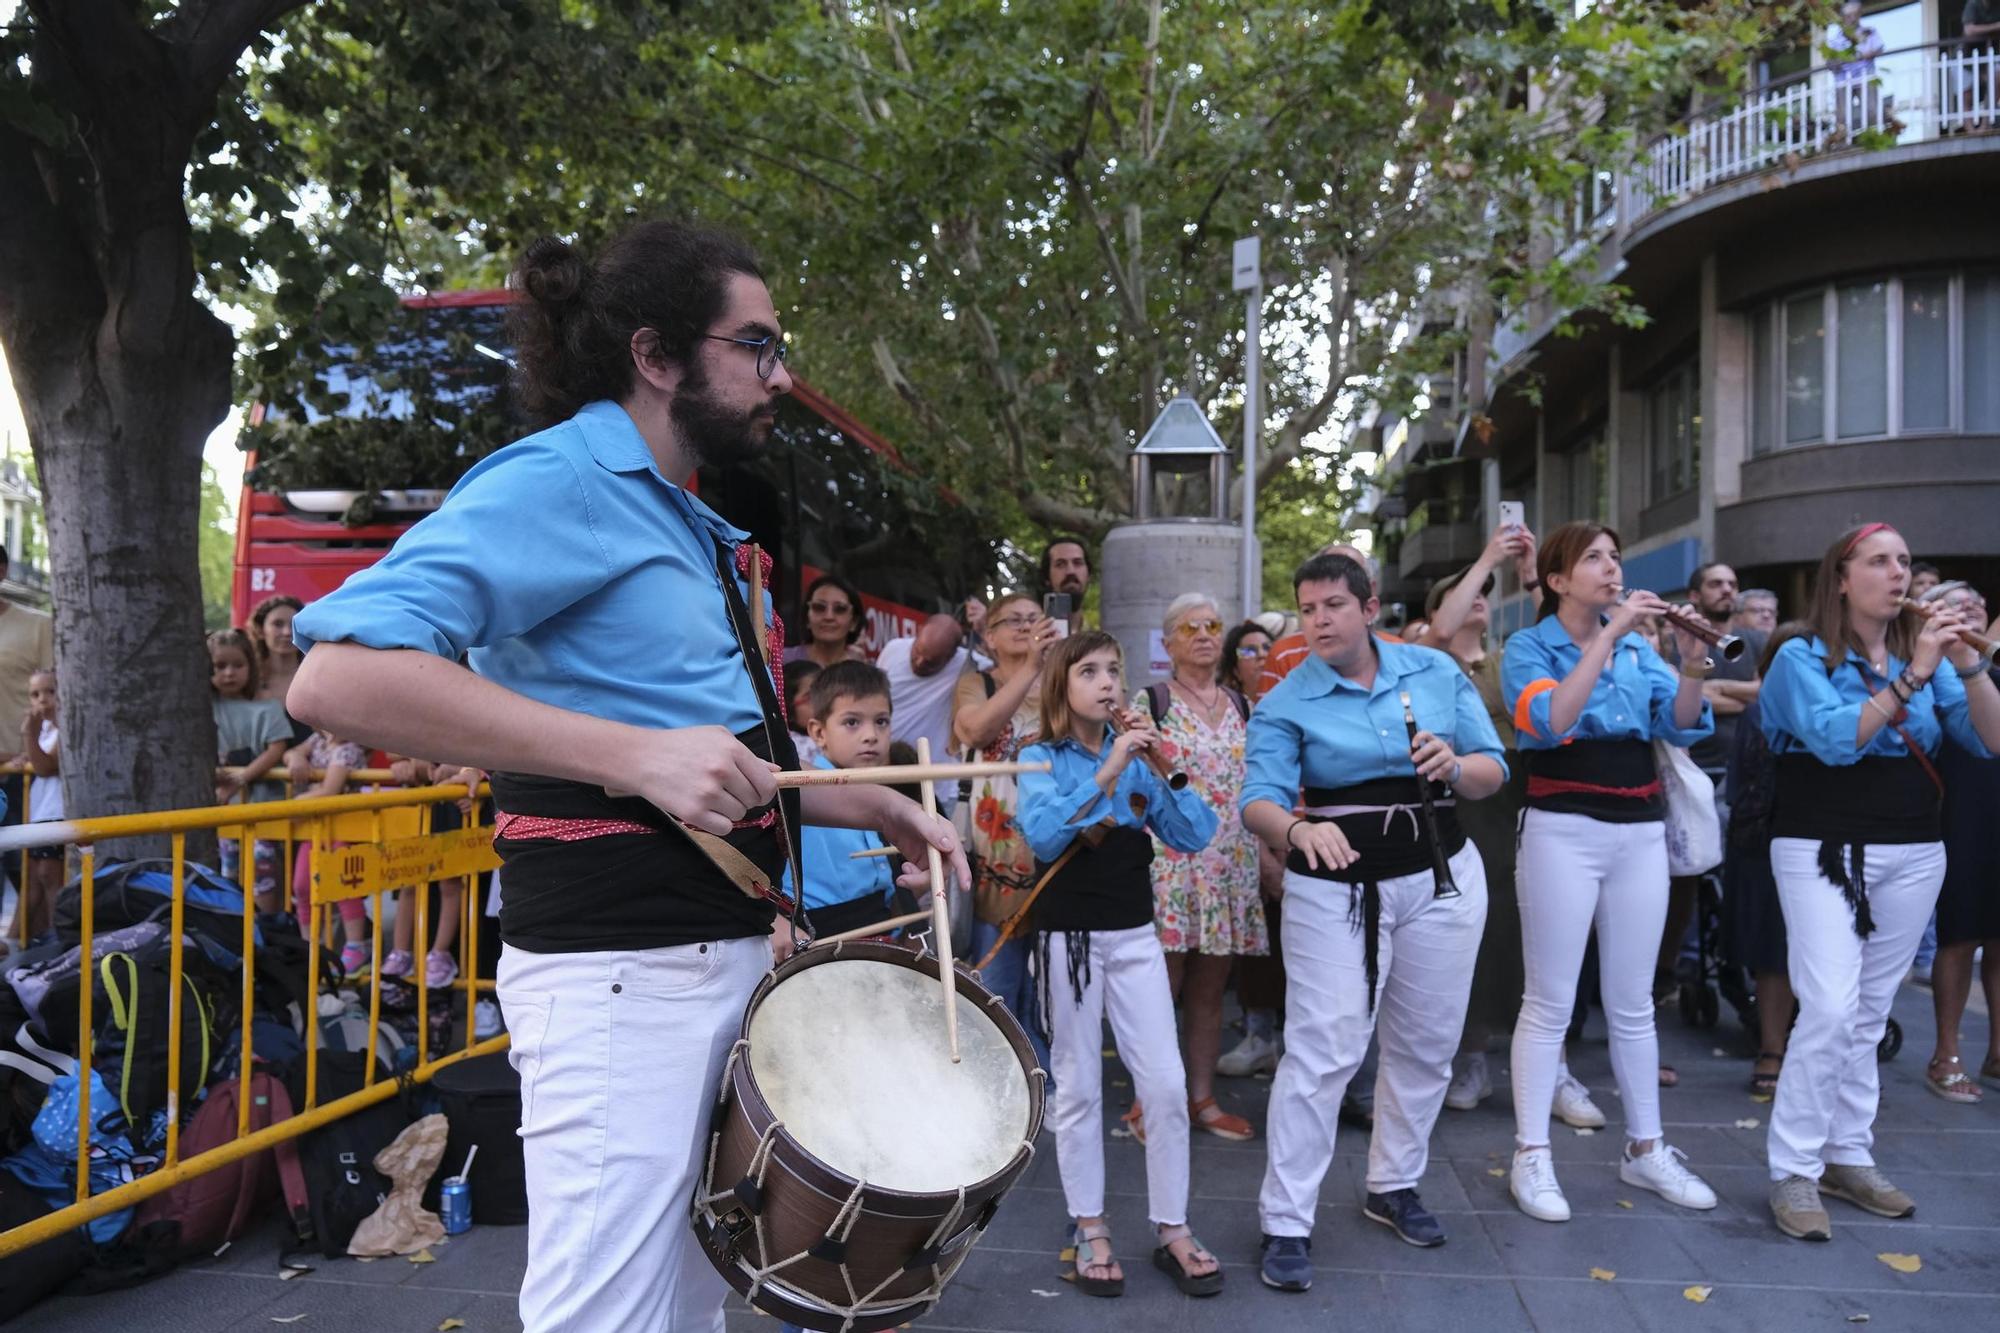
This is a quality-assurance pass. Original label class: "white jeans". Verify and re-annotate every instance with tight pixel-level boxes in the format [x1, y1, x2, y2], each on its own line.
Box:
[1044, 925, 1190, 1225]
[498, 936, 770, 1333]
[1258, 844, 1487, 1236]
[1512, 810, 1667, 1148]
[1768, 837, 1943, 1182]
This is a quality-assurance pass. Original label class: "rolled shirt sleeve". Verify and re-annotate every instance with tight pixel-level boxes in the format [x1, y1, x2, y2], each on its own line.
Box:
[292, 439, 612, 659]
[1501, 628, 1569, 746]
[1761, 638, 1869, 765]
[1016, 741, 1111, 861]
[1643, 639, 1715, 749]
[1240, 701, 1306, 813]
[1448, 669, 1510, 780]
[1144, 766, 1219, 853]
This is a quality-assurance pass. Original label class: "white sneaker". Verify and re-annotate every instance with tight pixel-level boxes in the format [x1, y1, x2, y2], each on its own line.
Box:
[1620, 1141, 1718, 1211]
[1217, 1030, 1279, 1077]
[475, 998, 505, 1041]
[1445, 1052, 1490, 1111]
[1553, 1072, 1607, 1129]
[1510, 1146, 1571, 1223]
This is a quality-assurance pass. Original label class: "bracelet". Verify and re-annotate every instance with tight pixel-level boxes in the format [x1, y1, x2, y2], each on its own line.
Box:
[1900, 667, 1928, 693]
[1890, 679, 1911, 706]
[1866, 692, 1899, 725]
[1956, 658, 1988, 680]
[1446, 760, 1464, 787]
[1284, 817, 1307, 850]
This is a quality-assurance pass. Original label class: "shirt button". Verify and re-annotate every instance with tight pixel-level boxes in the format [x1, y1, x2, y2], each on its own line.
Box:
[611, 983, 622, 994]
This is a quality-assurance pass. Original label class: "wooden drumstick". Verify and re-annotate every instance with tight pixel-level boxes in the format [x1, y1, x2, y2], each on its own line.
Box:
[915, 737, 961, 1063]
[848, 845, 897, 859]
[808, 909, 932, 946]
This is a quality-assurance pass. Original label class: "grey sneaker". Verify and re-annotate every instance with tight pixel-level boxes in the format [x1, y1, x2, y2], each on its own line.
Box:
[1445, 1052, 1490, 1111]
[1771, 1174, 1832, 1241]
[1820, 1163, 1915, 1218]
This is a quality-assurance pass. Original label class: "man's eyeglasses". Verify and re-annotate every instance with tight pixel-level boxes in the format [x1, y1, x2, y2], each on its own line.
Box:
[705, 332, 788, 380]
[807, 601, 853, 617]
[1173, 619, 1225, 639]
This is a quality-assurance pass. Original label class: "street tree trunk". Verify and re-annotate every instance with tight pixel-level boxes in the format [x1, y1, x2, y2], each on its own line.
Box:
[0, 1, 301, 854]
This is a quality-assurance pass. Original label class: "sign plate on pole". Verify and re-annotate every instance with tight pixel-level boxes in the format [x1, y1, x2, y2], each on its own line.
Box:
[1232, 236, 1261, 292]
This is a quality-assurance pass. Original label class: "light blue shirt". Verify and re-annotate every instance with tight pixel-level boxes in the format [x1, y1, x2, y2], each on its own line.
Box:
[1016, 734, 1218, 863]
[1761, 635, 1992, 763]
[1501, 615, 1713, 751]
[292, 400, 769, 733]
[1241, 638, 1507, 811]
[780, 755, 899, 910]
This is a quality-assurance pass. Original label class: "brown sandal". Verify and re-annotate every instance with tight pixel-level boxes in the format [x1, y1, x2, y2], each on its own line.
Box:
[1750, 1052, 1783, 1099]
[1121, 1101, 1147, 1145]
[1190, 1096, 1255, 1142]
[1063, 1222, 1123, 1297]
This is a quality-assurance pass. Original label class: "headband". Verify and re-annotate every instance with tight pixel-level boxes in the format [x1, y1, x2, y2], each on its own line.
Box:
[1842, 521, 1897, 557]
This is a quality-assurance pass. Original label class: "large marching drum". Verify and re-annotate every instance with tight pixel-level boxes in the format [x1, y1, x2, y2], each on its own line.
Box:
[692, 938, 1045, 1332]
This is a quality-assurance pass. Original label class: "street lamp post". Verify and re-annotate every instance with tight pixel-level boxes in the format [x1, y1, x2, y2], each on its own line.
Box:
[1233, 236, 1262, 621]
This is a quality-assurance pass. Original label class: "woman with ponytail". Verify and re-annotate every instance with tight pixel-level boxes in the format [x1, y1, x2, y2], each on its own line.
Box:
[286, 221, 968, 1333]
[1758, 524, 2000, 1241]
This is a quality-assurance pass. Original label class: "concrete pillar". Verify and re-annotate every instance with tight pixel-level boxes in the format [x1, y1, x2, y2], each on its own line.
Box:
[1702, 252, 1751, 562]
[1100, 520, 1247, 689]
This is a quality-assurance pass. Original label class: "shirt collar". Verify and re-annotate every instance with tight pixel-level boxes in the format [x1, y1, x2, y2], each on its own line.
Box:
[573, 400, 748, 547]
[1290, 635, 1424, 699]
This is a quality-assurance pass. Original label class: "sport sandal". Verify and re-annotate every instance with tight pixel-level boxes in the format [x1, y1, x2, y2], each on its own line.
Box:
[1062, 1222, 1123, 1298]
[1153, 1224, 1224, 1297]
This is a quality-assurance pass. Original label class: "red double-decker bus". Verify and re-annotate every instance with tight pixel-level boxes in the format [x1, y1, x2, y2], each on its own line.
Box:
[233, 292, 993, 650]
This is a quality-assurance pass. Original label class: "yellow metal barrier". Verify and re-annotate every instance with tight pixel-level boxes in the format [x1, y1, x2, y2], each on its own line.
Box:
[0, 782, 507, 1258]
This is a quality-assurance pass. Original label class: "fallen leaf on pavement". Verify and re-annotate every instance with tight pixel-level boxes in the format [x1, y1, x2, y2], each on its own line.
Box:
[272, 1319, 307, 1326]
[1031, 1289, 1061, 1297]
[408, 1249, 437, 1265]
[1617, 1200, 1634, 1209]
[439, 1322, 466, 1331]
[1684, 1285, 1713, 1303]
[1876, 1253, 1921, 1274]
[1487, 1168, 1505, 1177]
[1109, 1127, 1133, 1139]
[1111, 1079, 1129, 1088]
[1590, 1267, 1616, 1281]
[1846, 1315, 1870, 1324]
[1574, 1127, 1597, 1136]
[1735, 1118, 1760, 1129]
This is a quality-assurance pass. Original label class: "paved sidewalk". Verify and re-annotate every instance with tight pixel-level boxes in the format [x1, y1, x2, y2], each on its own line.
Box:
[22, 981, 1999, 1332]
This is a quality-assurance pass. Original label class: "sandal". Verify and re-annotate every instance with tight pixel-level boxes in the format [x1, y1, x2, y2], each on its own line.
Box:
[1121, 1101, 1147, 1145]
[1749, 1052, 1783, 1099]
[1152, 1224, 1224, 1297]
[1190, 1095, 1255, 1142]
[1062, 1222, 1123, 1297]
[1926, 1056, 1983, 1104]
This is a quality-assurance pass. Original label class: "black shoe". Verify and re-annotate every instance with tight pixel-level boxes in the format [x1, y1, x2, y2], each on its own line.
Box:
[1259, 1233, 1313, 1291]
[1338, 1098, 1374, 1131]
[1363, 1189, 1446, 1247]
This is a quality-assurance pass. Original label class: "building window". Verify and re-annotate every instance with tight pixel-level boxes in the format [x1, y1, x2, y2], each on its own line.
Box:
[1646, 360, 1700, 502]
[1751, 270, 1997, 451]
[1555, 429, 1608, 525]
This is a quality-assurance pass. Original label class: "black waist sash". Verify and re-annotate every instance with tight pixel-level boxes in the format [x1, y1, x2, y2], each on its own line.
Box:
[1290, 777, 1466, 1012]
[1523, 739, 1664, 822]
[1772, 753, 1942, 938]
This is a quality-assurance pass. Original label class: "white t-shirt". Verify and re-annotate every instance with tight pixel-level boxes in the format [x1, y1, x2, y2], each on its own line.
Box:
[26, 721, 61, 822]
[876, 638, 970, 805]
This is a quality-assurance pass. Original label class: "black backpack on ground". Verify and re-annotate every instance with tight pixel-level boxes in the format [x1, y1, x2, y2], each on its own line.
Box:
[288, 1052, 416, 1257]
[0, 1167, 90, 1320]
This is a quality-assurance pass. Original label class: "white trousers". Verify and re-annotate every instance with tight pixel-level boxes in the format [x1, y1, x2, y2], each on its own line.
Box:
[1258, 843, 1487, 1237]
[1044, 924, 1190, 1225]
[1512, 810, 1667, 1147]
[498, 936, 770, 1333]
[1768, 837, 1943, 1182]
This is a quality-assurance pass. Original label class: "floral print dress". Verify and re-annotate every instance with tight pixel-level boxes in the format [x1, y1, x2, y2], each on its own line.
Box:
[1135, 686, 1268, 956]
[965, 693, 1042, 925]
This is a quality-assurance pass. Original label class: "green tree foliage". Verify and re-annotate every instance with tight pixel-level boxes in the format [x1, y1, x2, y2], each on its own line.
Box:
[197, 462, 236, 630]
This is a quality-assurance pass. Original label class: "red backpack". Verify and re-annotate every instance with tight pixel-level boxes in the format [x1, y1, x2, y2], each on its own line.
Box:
[134, 1068, 309, 1257]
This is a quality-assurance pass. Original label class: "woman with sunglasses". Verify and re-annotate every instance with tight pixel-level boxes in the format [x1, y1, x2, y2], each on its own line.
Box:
[1123, 595, 1267, 1142]
[1222, 621, 1275, 701]
[784, 572, 872, 668]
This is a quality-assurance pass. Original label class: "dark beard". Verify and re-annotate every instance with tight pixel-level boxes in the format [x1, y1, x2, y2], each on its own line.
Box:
[670, 364, 776, 469]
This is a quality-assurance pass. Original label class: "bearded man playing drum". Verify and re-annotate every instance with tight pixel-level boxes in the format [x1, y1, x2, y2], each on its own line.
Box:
[288, 219, 967, 1333]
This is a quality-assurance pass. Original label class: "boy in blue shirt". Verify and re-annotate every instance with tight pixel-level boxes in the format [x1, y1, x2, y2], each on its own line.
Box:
[787, 661, 902, 938]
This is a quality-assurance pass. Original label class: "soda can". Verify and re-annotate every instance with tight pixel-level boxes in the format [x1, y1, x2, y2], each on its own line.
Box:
[441, 1176, 472, 1235]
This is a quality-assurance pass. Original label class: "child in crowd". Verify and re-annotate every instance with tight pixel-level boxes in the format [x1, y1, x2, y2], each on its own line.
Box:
[1016, 632, 1223, 1298]
[381, 755, 467, 989]
[209, 628, 290, 911]
[782, 661, 900, 939]
[287, 726, 372, 972]
[7, 668, 62, 938]
[786, 661, 823, 769]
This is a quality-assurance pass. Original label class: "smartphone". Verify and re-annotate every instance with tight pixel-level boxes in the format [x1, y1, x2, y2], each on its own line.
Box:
[1043, 592, 1073, 639]
[1498, 500, 1525, 532]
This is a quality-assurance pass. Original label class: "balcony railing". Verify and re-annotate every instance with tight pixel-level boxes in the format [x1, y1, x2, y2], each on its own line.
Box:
[1636, 40, 1997, 219]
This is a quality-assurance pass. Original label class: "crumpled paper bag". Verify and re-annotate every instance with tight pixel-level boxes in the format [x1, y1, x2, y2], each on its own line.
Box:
[349, 1113, 450, 1257]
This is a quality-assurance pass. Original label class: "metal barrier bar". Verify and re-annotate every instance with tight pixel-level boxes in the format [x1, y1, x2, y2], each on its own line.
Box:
[237, 827, 255, 1140]
[165, 835, 187, 1167]
[0, 782, 487, 853]
[364, 810, 383, 1088]
[415, 803, 430, 1070]
[73, 850, 93, 1204]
